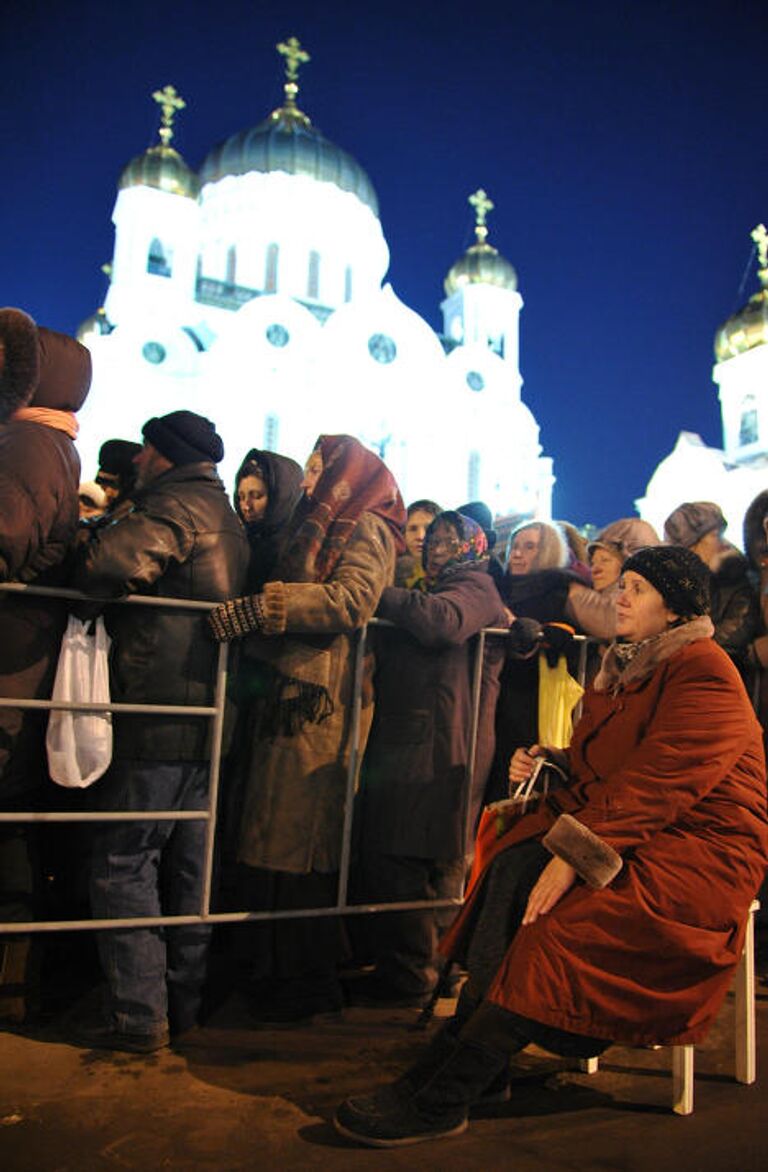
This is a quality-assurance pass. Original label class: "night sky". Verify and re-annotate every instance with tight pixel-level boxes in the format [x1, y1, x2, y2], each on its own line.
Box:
[3, 0, 767, 527]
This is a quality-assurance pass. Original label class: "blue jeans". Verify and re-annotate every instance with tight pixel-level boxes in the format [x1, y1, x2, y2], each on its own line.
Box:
[89, 761, 210, 1036]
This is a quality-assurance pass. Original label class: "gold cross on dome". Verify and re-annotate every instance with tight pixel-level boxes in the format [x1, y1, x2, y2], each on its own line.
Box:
[276, 36, 310, 112]
[151, 85, 186, 148]
[277, 36, 310, 82]
[469, 189, 494, 244]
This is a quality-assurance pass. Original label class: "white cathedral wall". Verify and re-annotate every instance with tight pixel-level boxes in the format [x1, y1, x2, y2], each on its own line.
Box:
[635, 430, 767, 549]
[106, 188, 200, 326]
[715, 345, 768, 462]
[198, 172, 389, 304]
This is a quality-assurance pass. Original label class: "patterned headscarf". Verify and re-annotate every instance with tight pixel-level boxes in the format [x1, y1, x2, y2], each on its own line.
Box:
[423, 510, 489, 589]
[274, 434, 406, 584]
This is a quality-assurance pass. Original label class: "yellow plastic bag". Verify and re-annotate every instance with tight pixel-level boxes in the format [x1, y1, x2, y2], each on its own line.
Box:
[537, 653, 584, 749]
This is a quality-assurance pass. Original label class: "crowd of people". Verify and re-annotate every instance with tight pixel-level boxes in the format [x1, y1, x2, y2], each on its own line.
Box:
[1, 309, 767, 1147]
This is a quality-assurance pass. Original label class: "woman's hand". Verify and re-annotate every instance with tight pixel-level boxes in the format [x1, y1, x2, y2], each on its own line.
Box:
[508, 744, 543, 785]
[522, 857, 576, 925]
[207, 595, 265, 642]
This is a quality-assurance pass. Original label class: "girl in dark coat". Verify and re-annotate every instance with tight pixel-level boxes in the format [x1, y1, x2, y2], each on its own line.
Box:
[353, 513, 508, 1002]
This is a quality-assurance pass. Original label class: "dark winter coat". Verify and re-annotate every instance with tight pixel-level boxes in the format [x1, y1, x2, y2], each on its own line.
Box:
[72, 462, 249, 762]
[358, 565, 508, 859]
[444, 623, 767, 1046]
[709, 550, 759, 678]
[486, 567, 584, 803]
[0, 328, 91, 802]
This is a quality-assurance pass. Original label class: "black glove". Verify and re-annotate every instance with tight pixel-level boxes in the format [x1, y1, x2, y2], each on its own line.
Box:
[208, 594, 265, 642]
[541, 621, 575, 667]
[507, 616, 544, 657]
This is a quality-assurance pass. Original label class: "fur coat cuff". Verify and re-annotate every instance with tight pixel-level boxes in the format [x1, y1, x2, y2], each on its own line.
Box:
[262, 581, 287, 635]
[542, 813, 622, 888]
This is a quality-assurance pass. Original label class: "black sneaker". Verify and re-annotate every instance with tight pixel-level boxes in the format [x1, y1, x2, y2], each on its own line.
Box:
[334, 1087, 467, 1148]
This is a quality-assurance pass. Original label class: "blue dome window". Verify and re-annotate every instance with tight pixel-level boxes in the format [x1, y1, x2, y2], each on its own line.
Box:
[266, 324, 290, 348]
[368, 333, 397, 364]
[466, 371, 485, 392]
[142, 341, 167, 364]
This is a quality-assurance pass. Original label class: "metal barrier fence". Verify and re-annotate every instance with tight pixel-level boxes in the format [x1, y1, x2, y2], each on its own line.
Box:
[0, 582, 589, 936]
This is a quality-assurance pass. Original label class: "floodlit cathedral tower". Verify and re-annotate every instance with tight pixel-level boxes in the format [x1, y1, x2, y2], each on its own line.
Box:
[77, 38, 554, 518]
[637, 223, 768, 544]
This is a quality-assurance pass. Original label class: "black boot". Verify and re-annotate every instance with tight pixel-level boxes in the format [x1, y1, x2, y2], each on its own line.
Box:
[334, 1035, 507, 1148]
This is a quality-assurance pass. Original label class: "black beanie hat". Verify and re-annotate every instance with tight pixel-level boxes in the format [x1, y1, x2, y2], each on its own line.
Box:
[142, 410, 224, 465]
[99, 438, 143, 477]
[621, 545, 710, 619]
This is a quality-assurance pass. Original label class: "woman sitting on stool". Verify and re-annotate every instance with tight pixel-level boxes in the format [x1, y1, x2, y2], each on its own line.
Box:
[334, 545, 768, 1148]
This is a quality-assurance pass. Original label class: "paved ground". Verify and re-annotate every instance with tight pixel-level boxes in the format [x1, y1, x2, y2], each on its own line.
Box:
[1, 966, 767, 1172]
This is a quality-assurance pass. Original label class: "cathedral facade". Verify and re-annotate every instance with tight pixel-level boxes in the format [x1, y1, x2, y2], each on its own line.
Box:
[76, 39, 554, 519]
[637, 224, 768, 546]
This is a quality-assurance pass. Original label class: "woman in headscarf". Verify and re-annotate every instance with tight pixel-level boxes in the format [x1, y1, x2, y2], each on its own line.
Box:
[233, 448, 303, 591]
[334, 546, 767, 1147]
[352, 512, 508, 1005]
[209, 435, 406, 1022]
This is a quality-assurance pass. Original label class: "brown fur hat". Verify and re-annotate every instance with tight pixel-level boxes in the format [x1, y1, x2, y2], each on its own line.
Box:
[0, 308, 40, 422]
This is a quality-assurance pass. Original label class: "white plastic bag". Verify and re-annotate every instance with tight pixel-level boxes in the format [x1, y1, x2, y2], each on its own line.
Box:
[46, 615, 113, 788]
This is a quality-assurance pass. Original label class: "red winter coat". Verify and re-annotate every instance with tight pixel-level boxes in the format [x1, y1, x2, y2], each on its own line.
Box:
[443, 621, 768, 1045]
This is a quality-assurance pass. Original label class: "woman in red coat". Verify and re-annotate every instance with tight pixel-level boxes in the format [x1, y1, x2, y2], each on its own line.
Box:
[335, 545, 768, 1148]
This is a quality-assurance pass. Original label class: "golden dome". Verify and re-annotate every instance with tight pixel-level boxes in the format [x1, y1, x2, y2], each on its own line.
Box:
[199, 37, 378, 215]
[714, 224, 768, 362]
[119, 144, 199, 198]
[118, 85, 199, 200]
[444, 188, 517, 296]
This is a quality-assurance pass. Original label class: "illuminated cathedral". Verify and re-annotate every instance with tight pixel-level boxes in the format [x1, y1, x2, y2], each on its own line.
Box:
[638, 224, 768, 545]
[76, 37, 554, 518]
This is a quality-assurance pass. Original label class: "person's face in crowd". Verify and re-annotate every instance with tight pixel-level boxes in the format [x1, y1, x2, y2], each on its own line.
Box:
[133, 442, 172, 490]
[616, 570, 678, 642]
[79, 495, 104, 520]
[238, 473, 269, 524]
[589, 546, 623, 592]
[690, 530, 728, 573]
[95, 472, 120, 504]
[405, 509, 436, 561]
[508, 526, 540, 575]
[425, 520, 461, 578]
[301, 449, 324, 498]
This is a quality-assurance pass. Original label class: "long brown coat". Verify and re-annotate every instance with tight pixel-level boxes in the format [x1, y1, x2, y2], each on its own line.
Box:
[238, 511, 396, 874]
[444, 625, 767, 1045]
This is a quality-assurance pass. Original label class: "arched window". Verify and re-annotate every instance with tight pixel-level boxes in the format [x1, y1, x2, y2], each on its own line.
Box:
[468, 451, 480, 499]
[739, 397, 759, 446]
[344, 265, 353, 303]
[147, 238, 172, 278]
[264, 414, 279, 452]
[307, 251, 320, 299]
[225, 245, 237, 287]
[265, 243, 279, 293]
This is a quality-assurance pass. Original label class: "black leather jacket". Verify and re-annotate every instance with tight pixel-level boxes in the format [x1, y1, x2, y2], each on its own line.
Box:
[73, 462, 249, 761]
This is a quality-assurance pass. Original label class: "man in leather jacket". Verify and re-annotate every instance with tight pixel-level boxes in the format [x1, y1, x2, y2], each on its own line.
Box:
[70, 410, 248, 1052]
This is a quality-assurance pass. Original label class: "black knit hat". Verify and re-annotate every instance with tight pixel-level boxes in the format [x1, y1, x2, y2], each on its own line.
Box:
[142, 410, 224, 465]
[0, 308, 39, 422]
[621, 545, 710, 619]
[98, 438, 143, 477]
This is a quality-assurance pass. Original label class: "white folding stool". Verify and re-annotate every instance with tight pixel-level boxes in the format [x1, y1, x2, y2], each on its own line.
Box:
[579, 898, 760, 1115]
